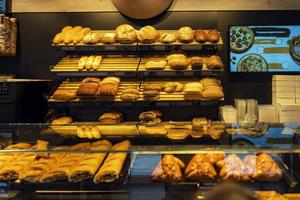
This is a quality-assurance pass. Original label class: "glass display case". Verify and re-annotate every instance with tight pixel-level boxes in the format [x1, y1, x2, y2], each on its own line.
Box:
[0, 123, 299, 200]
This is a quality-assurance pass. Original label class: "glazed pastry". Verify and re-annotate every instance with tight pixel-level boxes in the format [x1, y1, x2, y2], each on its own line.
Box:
[52, 90, 77, 101]
[99, 112, 123, 125]
[206, 55, 224, 70]
[94, 140, 131, 183]
[185, 154, 217, 181]
[145, 60, 167, 70]
[120, 87, 139, 101]
[177, 26, 194, 43]
[207, 30, 220, 43]
[115, 24, 137, 44]
[101, 33, 117, 44]
[69, 140, 112, 182]
[151, 155, 184, 182]
[158, 33, 176, 43]
[137, 26, 159, 44]
[191, 56, 203, 70]
[163, 82, 184, 93]
[194, 29, 208, 43]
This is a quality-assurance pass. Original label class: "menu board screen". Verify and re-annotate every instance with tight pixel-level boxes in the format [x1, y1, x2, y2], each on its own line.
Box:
[229, 25, 300, 72]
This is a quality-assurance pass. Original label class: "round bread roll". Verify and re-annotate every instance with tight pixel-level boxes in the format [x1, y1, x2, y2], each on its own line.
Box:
[168, 58, 190, 70]
[177, 26, 194, 43]
[158, 33, 176, 43]
[115, 24, 137, 44]
[207, 30, 220, 43]
[101, 33, 116, 44]
[51, 116, 73, 125]
[137, 26, 159, 44]
[194, 29, 208, 43]
[145, 60, 167, 70]
[166, 54, 187, 61]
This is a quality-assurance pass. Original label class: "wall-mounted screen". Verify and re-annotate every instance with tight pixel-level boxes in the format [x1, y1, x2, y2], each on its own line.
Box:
[229, 25, 300, 72]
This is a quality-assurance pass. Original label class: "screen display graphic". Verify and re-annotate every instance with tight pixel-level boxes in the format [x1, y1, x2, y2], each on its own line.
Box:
[229, 25, 300, 72]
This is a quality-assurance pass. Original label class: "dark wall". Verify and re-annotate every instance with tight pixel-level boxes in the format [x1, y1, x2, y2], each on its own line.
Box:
[1, 11, 300, 104]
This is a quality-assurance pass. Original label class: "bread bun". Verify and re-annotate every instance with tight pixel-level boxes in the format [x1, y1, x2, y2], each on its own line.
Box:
[166, 54, 187, 61]
[194, 29, 208, 43]
[177, 26, 194, 43]
[82, 77, 101, 84]
[202, 86, 224, 100]
[163, 82, 184, 93]
[207, 30, 220, 43]
[76, 82, 99, 96]
[52, 90, 77, 101]
[115, 24, 137, 44]
[101, 33, 116, 44]
[137, 26, 159, 44]
[206, 55, 224, 70]
[99, 112, 123, 124]
[145, 60, 167, 70]
[168, 58, 190, 70]
[158, 33, 176, 43]
[200, 78, 221, 88]
[184, 82, 204, 94]
[83, 32, 101, 44]
[191, 56, 203, 70]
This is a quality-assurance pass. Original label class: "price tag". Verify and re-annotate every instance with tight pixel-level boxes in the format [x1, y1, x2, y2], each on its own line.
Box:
[104, 45, 117, 51]
[62, 46, 75, 51]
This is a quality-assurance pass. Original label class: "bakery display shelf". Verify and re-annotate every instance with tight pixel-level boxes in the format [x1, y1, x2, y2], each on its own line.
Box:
[138, 56, 224, 77]
[51, 55, 140, 77]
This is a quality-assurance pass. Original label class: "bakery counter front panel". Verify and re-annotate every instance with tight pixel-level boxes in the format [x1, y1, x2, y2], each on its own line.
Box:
[0, 140, 299, 199]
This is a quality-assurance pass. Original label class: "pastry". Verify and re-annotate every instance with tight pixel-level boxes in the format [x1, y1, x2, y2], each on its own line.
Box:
[162, 82, 184, 93]
[191, 56, 203, 70]
[73, 27, 91, 44]
[4, 143, 31, 150]
[101, 33, 117, 44]
[151, 155, 184, 182]
[177, 26, 194, 43]
[168, 58, 190, 70]
[200, 78, 221, 88]
[145, 60, 167, 70]
[206, 55, 224, 70]
[99, 112, 123, 125]
[69, 140, 112, 183]
[52, 90, 76, 101]
[76, 126, 101, 139]
[185, 154, 217, 181]
[83, 32, 101, 44]
[202, 86, 224, 100]
[120, 87, 139, 101]
[53, 32, 65, 44]
[139, 110, 162, 126]
[158, 33, 176, 43]
[94, 140, 131, 183]
[194, 29, 208, 43]
[137, 26, 159, 44]
[51, 116, 73, 125]
[166, 129, 191, 140]
[92, 56, 102, 71]
[207, 30, 221, 43]
[208, 129, 224, 140]
[63, 26, 83, 44]
[166, 54, 187, 61]
[115, 24, 137, 44]
[78, 56, 88, 71]
[77, 82, 99, 96]
[253, 153, 283, 181]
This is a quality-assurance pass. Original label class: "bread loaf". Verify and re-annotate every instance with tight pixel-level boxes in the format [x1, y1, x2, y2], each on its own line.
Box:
[158, 33, 176, 43]
[101, 33, 116, 44]
[194, 29, 208, 43]
[207, 30, 220, 43]
[137, 26, 159, 44]
[145, 60, 167, 70]
[115, 24, 137, 44]
[177, 26, 194, 43]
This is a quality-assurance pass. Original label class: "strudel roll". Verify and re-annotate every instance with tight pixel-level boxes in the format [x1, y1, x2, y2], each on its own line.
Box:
[69, 140, 112, 183]
[93, 140, 130, 183]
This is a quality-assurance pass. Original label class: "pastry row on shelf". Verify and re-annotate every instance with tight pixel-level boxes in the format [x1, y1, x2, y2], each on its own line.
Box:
[152, 153, 283, 183]
[52, 24, 222, 45]
[50, 77, 224, 102]
[0, 140, 130, 183]
[52, 54, 224, 73]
